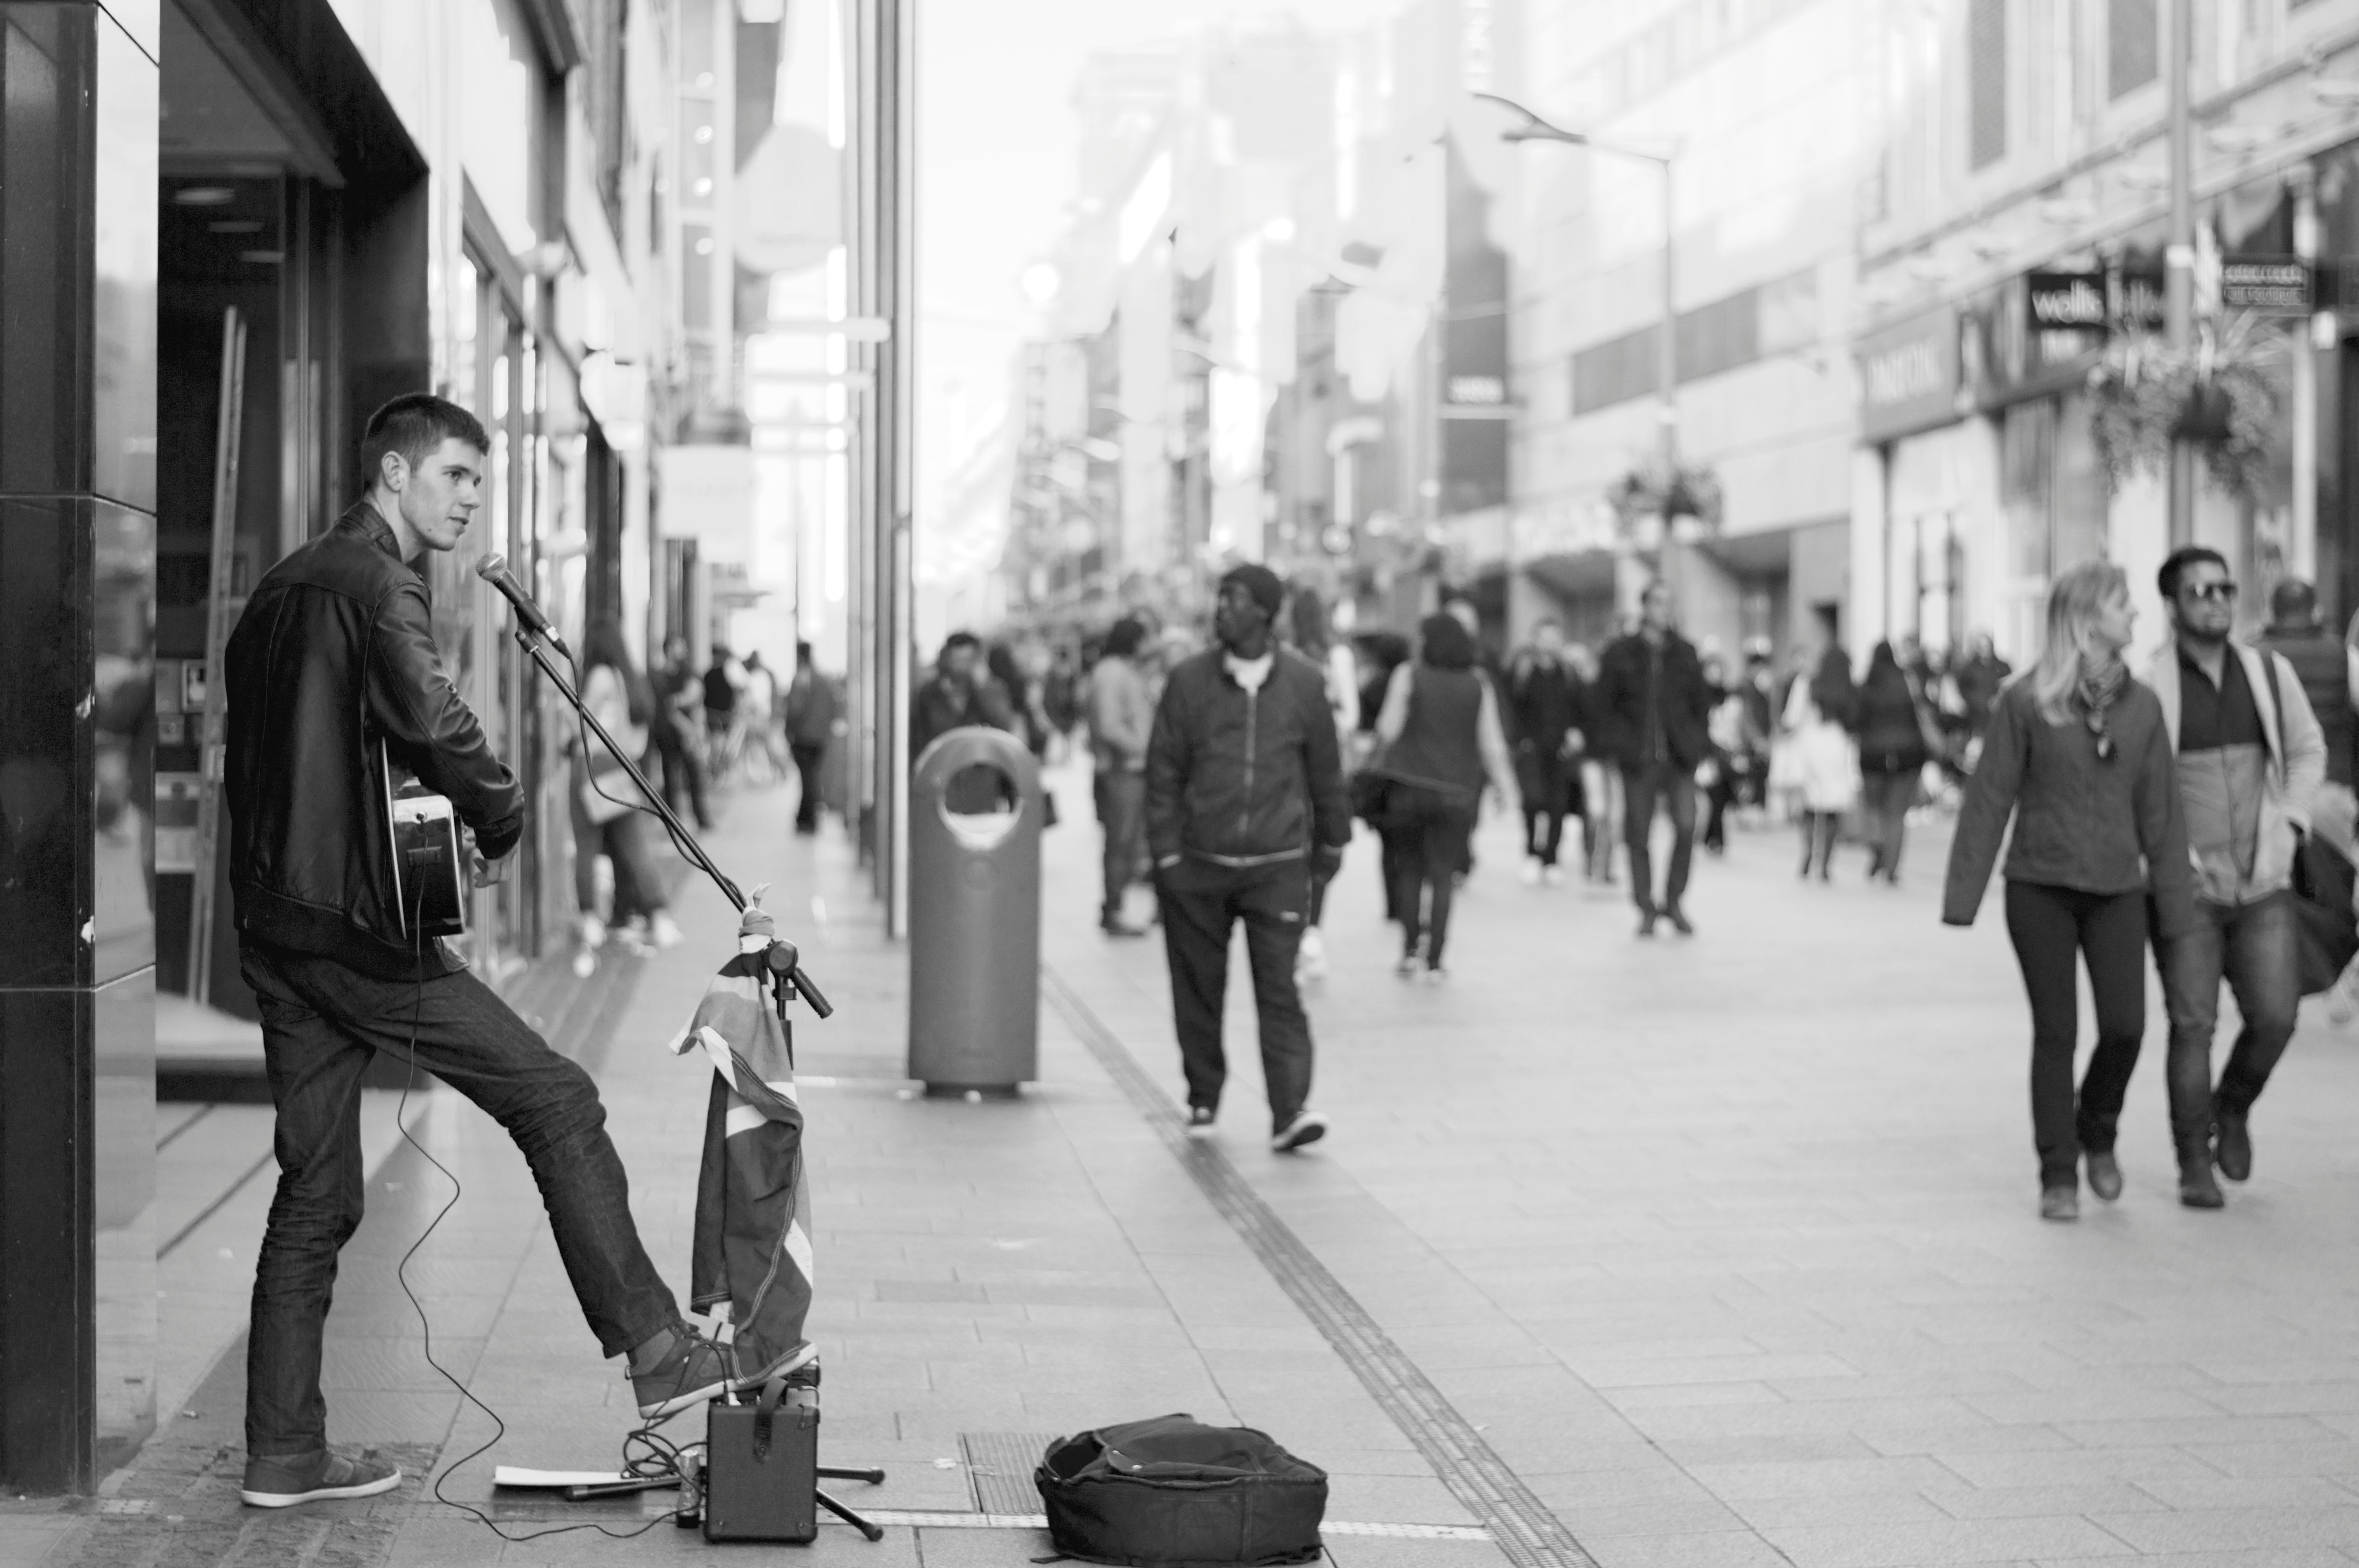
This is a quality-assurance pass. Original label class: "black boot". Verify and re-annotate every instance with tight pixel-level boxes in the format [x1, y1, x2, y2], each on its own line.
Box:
[2178, 1138, 2225, 1209]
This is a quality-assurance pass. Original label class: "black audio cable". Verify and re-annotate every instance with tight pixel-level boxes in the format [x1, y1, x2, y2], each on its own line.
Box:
[384, 811, 692, 1541]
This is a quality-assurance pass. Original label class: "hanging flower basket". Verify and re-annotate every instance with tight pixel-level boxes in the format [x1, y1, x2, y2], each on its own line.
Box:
[1607, 457, 1723, 538]
[2086, 313, 2288, 504]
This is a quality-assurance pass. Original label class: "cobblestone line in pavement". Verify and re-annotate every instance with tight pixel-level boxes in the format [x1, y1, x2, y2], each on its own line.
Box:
[1040, 967, 1601, 1568]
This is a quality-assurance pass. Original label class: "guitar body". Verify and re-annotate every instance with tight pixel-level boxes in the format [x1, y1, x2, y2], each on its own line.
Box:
[382, 742, 469, 939]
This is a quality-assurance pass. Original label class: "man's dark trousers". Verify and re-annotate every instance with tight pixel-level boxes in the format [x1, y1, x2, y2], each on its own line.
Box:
[2160, 892, 2300, 1146]
[1620, 759, 1698, 912]
[1156, 858, 1314, 1133]
[239, 941, 678, 1458]
[1094, 769, 1146, 919]
[791, 741, 827, 831]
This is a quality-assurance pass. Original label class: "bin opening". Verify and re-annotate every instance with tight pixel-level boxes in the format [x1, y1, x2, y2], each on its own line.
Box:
[939, 762, 1025, 849]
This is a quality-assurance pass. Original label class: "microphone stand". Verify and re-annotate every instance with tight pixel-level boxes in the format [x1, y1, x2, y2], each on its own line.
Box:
[507, 623, 832, 1023]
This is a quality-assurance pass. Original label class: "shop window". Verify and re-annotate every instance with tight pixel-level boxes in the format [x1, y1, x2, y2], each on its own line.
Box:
[2108, 0, 2157, 95]
[1969, 0, 2006, 170]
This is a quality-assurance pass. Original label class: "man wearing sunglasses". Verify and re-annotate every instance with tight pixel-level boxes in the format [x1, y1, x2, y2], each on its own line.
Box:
[2145, 546, 2326, 1208]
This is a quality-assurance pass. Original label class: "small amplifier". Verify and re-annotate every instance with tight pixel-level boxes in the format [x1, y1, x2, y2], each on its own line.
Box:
[702, 1379, 818, 1543]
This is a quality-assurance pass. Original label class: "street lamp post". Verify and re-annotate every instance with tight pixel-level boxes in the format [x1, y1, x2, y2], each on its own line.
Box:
[2165, 0, 2195, 548]
[1476, 93, 1680, 591]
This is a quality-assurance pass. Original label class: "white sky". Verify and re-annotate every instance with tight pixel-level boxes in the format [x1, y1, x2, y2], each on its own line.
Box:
[913, 0, 1410, 548]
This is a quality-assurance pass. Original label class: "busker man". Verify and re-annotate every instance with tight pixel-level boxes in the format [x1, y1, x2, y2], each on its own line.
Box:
[1146, 564, 1350, 1151]
[1089, 615, 1155, 936]
[1591, 580, 1717, 936]
[223, 395, 743, 1508]
[2148, 546, 2325, 1209]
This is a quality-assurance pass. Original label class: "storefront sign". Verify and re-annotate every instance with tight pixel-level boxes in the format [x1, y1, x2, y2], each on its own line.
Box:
[2220, 256, 2311, 314]
[1858, 307, 1961, 444]
[2026, 271, 2108, 330]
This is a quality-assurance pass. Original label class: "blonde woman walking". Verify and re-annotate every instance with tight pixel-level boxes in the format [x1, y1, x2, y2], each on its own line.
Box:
[1942, 562, 2196, 1222]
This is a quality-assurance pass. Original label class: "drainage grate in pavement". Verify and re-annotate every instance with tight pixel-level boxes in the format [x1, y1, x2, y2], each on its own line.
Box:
[1042, 968, 1598, 1568]
[959, 1432, 1050, 1514]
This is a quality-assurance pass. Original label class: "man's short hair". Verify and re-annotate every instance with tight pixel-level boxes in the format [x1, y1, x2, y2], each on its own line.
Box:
[358, 393, 490, 490]
[1104, 616, 1148, 659]
[2272, 578, 2319, 626]
[2158, 545, 2230, 601]
[940, 631, 981, 662]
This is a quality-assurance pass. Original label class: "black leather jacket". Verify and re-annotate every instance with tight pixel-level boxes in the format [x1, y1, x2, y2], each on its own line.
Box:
[1591, 630, 1716, 770]
[224, 504, 524, 977]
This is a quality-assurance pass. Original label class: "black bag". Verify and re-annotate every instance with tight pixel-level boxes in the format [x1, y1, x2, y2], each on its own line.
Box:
[2291, 829, 2359, 995]
[1036, 1414, 1327, 1568]
[1348, 767, 1389, 826]
[2259, 655, 2358, 993]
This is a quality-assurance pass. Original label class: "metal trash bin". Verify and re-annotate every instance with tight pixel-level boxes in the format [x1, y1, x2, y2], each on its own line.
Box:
[908, 727, 1041, 1095]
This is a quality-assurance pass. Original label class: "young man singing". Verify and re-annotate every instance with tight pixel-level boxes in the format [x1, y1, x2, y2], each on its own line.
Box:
[223, 395, 745, 1507]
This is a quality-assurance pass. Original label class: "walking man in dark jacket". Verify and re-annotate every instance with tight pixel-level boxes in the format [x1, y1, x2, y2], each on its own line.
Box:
[222, 396, 738, 1509]
[1147, 564, 1351, 1151]
[1591, 580, 1717, 935]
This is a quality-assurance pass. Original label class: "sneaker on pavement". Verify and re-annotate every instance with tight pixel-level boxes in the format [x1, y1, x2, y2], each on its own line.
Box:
[1664, 905, 1694, 936]
[1394, 951, 1420, 977]
[650, 911, 684, 949]
[1186, 1105, 1218, 1139]
[631, 1320, 741, 1419]
[241, 1447, 402, 1508]
[1271, 1111, 1328, 1154]
[1101, 915, 1149, 938]
[1296, 927, 1327, 982]
[1518, 856, 1542, 886]
[1422, 963, 1448, 985]
[1542, 864, 1566, 886]
[2039, 1185, 2079, 1222]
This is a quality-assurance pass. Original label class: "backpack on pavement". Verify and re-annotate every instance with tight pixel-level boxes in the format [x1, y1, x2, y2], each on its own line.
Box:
[1035, 1414, 1327, 1567]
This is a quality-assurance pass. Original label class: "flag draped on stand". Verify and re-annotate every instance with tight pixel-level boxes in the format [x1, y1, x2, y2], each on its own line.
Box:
[666, 902, 816, 1387]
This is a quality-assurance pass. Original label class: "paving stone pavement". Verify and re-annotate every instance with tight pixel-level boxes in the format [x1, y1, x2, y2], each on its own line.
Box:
[19, 767, 2359, 1567]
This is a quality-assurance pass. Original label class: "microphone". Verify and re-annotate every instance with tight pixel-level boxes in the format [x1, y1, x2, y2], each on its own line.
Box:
[475, 554, 571, 659]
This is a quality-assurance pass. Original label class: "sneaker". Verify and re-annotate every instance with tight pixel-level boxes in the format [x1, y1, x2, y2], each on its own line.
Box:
[1518, 856, 1542, 886]
[579, 912, 608, 950]
[571, 946, 598, 979]
[241, 1447, 402, 1508]
[650, 911, 684, 949]
[1542, 864, 1566, 886]
[2086, 1150, 2123, 1201]
[1272, 1111, 1328, 1154]
[1185, 1106, 1217, 1140]
[1422, 963, 1448, 985]
[631, 1320, 742, 1419]
[1394, 952, 1420, 977]
[1663, 905, 1694, 937]
[2039, 1185, 2079, 1222]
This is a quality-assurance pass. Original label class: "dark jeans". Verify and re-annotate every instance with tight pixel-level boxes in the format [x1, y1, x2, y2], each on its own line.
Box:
[239, 941, 677, 1457]
[2160, 892, 2299, 1148]
[1383, 784, 1477, 964]
[1094, 769, 1146, 920]
[1156, 857, 1315, 1132]
[569, 762, 666, 921]
[1861, 768, 1915, 876]
[2002, 882, 2149, 1188]
[1523, 806, 1564, 864]
[656, 723, 711, 827]
[790, 741, 827, 831]
[1621, 760, 1697, 913]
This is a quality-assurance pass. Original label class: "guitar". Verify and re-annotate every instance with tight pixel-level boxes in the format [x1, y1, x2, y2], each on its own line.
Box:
[381, 741, 470, 939]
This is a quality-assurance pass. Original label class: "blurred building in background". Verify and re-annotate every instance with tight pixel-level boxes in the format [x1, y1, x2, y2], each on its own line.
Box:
[1854, 0, 2359, 664]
